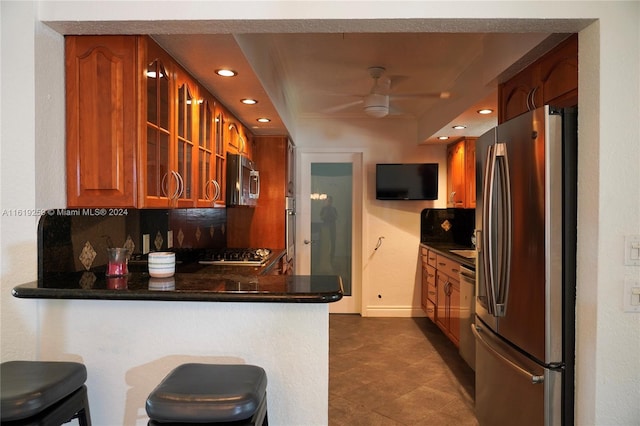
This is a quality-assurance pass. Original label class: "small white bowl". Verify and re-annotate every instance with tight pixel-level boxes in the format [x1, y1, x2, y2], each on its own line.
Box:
[148, 252, 175, 278]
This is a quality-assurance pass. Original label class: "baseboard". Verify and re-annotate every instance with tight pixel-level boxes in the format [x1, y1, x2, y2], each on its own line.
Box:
[362, 305, 427, 318]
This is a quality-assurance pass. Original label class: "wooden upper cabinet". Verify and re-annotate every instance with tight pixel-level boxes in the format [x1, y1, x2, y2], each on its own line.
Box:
[464, 138, 476, 209]
[447, 139, 465, 207]
[498, 68, 539, 124]
[66, 36, 138, 207]
[539, 34, 578, 107]
[447, 137, 476, 208]
[498, 34, 577, 123]
[173, 69, 198, 207]
[66, 35, 248, 209]
[226, 136, 291, 249]
[142, 38, 175, 207]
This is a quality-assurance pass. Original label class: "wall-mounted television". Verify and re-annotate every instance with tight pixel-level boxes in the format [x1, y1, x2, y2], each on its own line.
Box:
[376, 163, 438, 200]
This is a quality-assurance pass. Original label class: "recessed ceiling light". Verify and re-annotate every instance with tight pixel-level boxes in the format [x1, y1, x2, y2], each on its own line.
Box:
[256, 118, 271, 123]
[241, 98, 258, 105]
[438, 136, 449, 140]
[477, 109, 493, 115]
[452, 125, 466, 130]
[215, 69, 237, 77]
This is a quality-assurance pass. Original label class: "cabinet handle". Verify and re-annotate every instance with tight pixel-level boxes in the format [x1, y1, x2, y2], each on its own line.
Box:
[172, 171, 184, 200]
[161, 173, 169, 198]
[527, 86, 539, 111]
[205, 179, 221, 204]
[213, 180, 221, 202]
[204, 179, 213, 201]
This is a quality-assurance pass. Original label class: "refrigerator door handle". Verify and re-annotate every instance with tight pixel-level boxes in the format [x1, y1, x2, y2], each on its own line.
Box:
[481, 145, 498, 315]
[494, 143, 513, 317]
[481, 143, 513, 318]
[472, 324, 544, 384]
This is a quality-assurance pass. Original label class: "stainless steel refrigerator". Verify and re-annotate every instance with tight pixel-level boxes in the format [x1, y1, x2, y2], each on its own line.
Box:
[472, 106, 577, 426]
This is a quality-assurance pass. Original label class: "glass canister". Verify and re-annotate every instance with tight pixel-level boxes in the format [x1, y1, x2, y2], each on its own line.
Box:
[106, 248, 129, 276]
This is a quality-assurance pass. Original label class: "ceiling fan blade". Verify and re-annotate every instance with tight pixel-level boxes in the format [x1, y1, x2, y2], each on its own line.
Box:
[391, 91, 451, 100]
[322, 99, 364, 114]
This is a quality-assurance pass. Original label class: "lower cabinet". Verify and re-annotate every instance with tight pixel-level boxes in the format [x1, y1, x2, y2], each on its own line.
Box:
[421, 246, 461, 347]
[436, 269, 460, 347]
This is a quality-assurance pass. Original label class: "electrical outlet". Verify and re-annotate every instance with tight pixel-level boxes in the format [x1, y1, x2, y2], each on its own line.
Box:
[142, 234, 150, 254]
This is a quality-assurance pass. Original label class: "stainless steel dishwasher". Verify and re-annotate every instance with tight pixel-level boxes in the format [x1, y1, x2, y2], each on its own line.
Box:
[459, 264, 476, 370]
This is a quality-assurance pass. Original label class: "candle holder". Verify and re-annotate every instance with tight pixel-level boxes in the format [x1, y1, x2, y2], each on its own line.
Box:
[106, 248, 129, 277]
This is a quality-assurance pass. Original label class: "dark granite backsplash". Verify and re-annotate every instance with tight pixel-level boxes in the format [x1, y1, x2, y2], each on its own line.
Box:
[39, 208, 226, 277]
[420, 208, 475, 247]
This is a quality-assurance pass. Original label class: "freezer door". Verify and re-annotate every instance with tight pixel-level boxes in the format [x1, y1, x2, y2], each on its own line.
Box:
[473, 322, 563, 426]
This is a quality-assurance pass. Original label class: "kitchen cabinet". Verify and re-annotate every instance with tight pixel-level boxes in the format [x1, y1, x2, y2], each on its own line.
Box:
[66, 35, 247, 209]
[420, 246, 437, 322]
[193, 89, 231, 208]
[65, 35, 139, 208]
[172, 66, 199, 207]
[227, 136, 293, 249]
[499, 34, 577, 123]
[435, 254, 461, 347]
[446, 137, 476, 208]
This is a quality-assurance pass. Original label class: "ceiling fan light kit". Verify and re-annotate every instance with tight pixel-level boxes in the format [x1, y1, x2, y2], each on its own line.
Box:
[364, 93, 389, 118]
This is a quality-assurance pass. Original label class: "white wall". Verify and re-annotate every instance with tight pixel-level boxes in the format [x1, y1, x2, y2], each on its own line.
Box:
[1, 1, 639, 425]
[296, 116, 446, 317]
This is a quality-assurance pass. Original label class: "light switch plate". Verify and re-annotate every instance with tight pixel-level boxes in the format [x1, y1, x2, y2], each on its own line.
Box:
[624, 235, 640, 266]
[623, 279, 640, 313]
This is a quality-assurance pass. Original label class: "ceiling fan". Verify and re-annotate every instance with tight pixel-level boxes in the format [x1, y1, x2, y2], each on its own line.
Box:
[324, 66, 450, 118]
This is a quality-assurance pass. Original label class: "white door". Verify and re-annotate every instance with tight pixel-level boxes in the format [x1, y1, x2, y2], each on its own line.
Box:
[296, 150, 362, 314]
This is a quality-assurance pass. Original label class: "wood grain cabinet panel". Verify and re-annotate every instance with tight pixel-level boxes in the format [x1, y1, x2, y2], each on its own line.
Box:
[447, 137, 476, 209]
[66, 35, 251, 209]
[498, 34, 577, 123]
[66, 36, 138, 207]
[421, 246, 462, 346]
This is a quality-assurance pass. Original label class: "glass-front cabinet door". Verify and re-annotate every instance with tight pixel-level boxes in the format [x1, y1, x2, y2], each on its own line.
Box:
[196, 96, 222, 207]
[175, 76, 197, 207]
[144, 54, 173, 207]
[214, 108, 226, 206]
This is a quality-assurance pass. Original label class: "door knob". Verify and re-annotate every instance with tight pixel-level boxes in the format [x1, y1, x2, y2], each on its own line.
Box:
[303, 239, 314, 245]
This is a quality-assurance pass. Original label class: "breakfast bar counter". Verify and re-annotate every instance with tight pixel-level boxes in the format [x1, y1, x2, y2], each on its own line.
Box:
[12, 272, 343, 303]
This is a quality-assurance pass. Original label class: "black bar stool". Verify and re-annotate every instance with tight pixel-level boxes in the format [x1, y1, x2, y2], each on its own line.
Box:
[146, 363, 268, 425]
[1, 361, 91, 426]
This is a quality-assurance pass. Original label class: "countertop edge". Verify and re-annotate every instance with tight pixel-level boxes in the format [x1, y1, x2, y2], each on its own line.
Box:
[12, 277, 344, 304]
[420, 243, 476, 268]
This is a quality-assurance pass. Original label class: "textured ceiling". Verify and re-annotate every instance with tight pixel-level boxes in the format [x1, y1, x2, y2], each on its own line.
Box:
[44, 16, 585, 143]
[153, 31, 568, 143]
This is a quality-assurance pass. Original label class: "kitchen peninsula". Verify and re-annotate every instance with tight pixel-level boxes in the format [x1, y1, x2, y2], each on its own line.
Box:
[10, 211, 341, 425]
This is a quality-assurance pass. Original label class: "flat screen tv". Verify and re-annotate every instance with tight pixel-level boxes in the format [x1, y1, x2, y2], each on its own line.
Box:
[376, 163, 438, 200]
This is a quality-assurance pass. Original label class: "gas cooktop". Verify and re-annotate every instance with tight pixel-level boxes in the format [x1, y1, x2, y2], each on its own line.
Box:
[198, 248, 273, 266]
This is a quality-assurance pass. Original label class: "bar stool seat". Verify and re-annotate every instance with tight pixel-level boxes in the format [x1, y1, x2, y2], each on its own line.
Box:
[1, 361, 91, 426]
[146, 363, 268, 425]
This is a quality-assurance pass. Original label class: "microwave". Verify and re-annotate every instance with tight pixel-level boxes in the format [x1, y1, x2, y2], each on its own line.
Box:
[226, 153, 260, 207]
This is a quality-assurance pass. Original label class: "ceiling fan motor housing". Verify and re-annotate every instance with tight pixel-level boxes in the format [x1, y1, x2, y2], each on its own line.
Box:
[364, 93, 389, 118]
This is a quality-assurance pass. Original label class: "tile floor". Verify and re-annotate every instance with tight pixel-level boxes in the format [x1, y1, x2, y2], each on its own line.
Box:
[329, 314, 478, 425]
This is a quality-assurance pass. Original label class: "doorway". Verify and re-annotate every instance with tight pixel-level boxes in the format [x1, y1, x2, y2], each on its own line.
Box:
[296, 150, 363, 314]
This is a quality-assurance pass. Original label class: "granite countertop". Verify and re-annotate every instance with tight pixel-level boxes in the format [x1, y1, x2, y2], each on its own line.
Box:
[13, 250, 344, 303]
[420, 242, 477, 269]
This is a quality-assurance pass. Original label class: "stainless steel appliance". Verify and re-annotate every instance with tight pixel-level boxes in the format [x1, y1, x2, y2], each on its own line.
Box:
[285, 197, 296, 264]
[473, 106, 577, 426]
[226, 153, 260, 207]
[199, 248, 272, 266]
